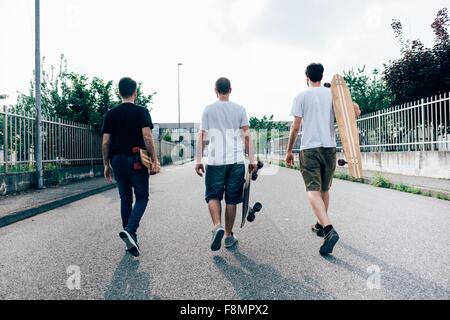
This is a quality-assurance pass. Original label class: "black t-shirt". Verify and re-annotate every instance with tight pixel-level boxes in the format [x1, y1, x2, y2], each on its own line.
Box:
[101, 103, 154, 156]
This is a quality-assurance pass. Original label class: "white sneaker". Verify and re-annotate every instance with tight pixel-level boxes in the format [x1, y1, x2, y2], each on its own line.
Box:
[224, 233, 238, 248]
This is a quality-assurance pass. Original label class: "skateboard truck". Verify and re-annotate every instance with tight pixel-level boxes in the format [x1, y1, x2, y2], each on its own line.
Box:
[251, 161, 264, 181]
[247, 202, 263, 223]
[338, 158, 360, 167]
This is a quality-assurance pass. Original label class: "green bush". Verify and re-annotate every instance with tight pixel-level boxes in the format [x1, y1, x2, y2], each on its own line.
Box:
[371, 175, 392, 188]
[437, 193, 450, 201]
[334, 172, 351, 180]
[44, 163, 59, 171]
[162, 130, 173, 143]
[334, 171, 364, 183]
[422, 191, 433, 198]
[162, 155, 172, 165]
[395, 184, 409, 192]
[394, 183, 422, 195]
[0, 164, 35, 174]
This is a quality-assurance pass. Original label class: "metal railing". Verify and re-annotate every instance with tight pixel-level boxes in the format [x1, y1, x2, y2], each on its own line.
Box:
[347, 92, 450, 152]
[0, 106, 103, 173]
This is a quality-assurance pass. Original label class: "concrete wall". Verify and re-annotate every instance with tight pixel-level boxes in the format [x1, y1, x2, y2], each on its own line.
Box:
[337, 151, 450, 179]
[0, 165, 104, 196]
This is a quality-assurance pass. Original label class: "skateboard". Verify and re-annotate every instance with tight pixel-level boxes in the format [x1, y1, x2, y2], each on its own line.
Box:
[330, 74, 363, 179]
[132, 147, 161, 175]
[241, 161, 264, 228]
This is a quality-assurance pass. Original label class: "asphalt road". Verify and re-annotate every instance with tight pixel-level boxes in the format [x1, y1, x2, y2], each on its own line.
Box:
[0, 164, 449, 300]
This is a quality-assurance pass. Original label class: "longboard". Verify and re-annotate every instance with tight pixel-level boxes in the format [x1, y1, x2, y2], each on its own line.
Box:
[330, 74, 363, 179]
[241, 161, 264, 228]
[132, 147, 161, 175]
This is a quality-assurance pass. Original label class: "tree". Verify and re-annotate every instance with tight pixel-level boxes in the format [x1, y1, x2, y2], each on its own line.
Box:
[344, 67, 394, 115]
[161, 130, 173, 142]
[383, 8, 450, 105]
[16, 54, 156, 128]
[249, 115, 289, 155]
[249, 115, 289, 133]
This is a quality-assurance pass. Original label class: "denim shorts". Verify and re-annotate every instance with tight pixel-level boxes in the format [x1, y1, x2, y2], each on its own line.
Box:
[205, 163, 245, 205]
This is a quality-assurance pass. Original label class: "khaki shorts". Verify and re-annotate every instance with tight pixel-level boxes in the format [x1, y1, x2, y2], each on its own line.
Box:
[299, 147, 337, 192]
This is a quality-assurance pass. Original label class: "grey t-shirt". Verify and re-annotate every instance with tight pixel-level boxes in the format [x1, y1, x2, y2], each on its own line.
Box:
[290, 87, 336, 151]
[201, 100, 249, 165]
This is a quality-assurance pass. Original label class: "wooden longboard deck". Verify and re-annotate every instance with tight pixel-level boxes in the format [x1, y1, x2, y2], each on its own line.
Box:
[331, 74, 363, 179]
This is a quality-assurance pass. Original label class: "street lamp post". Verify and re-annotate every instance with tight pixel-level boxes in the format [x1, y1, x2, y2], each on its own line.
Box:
[177, 63, 182, 139]
[35, 0, 43, 189]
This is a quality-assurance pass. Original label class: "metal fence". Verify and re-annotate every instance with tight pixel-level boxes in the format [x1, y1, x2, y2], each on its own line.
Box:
[348, 92, 450, 152]
[0, 106, 103, 173]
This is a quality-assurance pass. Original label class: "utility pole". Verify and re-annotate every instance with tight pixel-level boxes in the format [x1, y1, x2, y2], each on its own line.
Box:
[177, 62, 183, 138]
[35, 0, 43, 189]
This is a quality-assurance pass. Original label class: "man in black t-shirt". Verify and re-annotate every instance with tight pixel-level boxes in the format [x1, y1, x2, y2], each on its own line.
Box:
[101, 77, 157, 257]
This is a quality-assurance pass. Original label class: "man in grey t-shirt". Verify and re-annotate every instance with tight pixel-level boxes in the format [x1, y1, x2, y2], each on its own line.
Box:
[196, 77, 256, 251]
[285, 63, 360, 255]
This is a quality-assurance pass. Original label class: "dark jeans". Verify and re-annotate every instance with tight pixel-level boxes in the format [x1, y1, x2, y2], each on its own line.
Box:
[111, 154, 149, 234]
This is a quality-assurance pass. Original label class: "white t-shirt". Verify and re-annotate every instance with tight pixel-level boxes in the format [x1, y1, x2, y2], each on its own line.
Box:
[201, 100, 249, 165]
[290, 87, 336, 150]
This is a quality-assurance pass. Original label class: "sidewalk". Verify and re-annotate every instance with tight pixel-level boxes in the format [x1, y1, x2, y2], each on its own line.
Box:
[0, 178, 116, 228]
[335, 167, 450, 197]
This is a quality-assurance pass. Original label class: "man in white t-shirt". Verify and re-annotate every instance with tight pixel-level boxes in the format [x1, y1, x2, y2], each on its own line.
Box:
[196, 77, 256, 251]
[285, 63, 360, 255]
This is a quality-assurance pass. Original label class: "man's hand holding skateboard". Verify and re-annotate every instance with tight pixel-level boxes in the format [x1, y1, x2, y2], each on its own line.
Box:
[149, 160, 161, 175]
[140, 148, 161, 175]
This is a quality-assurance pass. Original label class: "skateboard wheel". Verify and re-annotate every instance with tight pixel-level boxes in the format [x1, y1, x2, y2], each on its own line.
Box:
[253, 202, 262, 212]
[338, 159, 348, 167]
[257, 161, 264, 170]
[252, 161, 264, 180]
[247, 213, 256, 223]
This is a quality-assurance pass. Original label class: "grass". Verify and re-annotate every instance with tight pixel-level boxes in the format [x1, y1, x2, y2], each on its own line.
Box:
[437, 193, 450, 201]
[371, 174, 393, 189]
[162, 155, 173, 166]
[270, 160, 299, 170]
[0, 164, 36, 174]
[334, 171, 365, 184]
[0, 163, 62, 174]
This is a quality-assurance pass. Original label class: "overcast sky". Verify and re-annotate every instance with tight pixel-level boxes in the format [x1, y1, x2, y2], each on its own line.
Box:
[0, 0, 448, 123]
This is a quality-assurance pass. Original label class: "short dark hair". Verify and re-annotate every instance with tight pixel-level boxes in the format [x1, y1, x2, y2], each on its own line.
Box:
[118, 77, 137, 98]
[215, 77, 231, 95]
[305, 63, 324, 82]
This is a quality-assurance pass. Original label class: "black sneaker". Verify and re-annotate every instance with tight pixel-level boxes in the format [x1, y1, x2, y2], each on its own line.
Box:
[119, 229, 140, 257]
[320, 228, 340, 255]
[311, 223, 325, 237]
